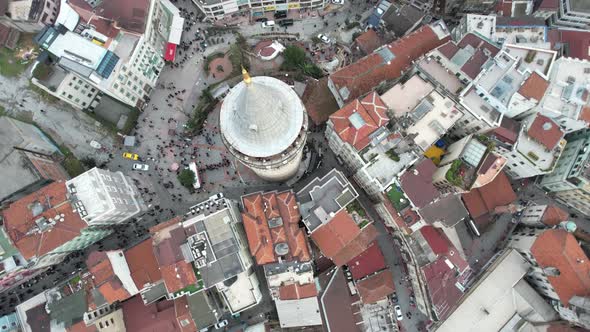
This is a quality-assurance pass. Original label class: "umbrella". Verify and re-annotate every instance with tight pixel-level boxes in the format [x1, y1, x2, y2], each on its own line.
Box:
[170, 162, 180, 171]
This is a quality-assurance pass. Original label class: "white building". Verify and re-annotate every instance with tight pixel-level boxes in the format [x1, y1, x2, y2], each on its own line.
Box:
[549, 0, 590, 30]
[508, 227, 590, 329]
[539, 57, 590, 133]
[492, 113, 566, 179]
[66, 168, 146, 225]
[33, 0, 184, 110]
[325, 92, 416, 200]
[435, 249, 558, 332]
[540, 129, 590, 217]
[220, 71, 308, 182]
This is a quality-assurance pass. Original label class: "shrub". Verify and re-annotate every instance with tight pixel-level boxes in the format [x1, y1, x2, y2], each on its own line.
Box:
[178, 169, 195, 189]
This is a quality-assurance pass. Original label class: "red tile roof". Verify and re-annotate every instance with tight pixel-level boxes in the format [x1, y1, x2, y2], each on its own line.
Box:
[174, 296, 197, 332]
[150, 218, 197, 294]
[67, 321, 98, 332]
[278, 282, 318, 300]
[531, 229, 590, 305]
[355, 29, 383, 54]
[550, 29, 590, 61]
[347, 241, 386, 280]
[399, 159, 439, 208]
[330, 24, 449, 103]
[125, 239, 162, 290]
[86, 251, 132, 304]
[329, 92, 389, 150]
[527, 114, 564, 150]
[420, 226, 449, 255]
[241, 190, 312, 265]
[457, 33, 500, 57]
[462, 171, 517, 220]
[422, 256, 464, 320]
[461, 49, 489, 80]
[27, 155, 69, 182]
[68, 0, 149, 34]
[578, 106, 590, 124]
[542, 205, 569, 226]
[311, 210, 379, 266]
[488, 117, 520, 145]
[355, 270, 395, 304]
[437, 41, 459, 59]
[121, 293, 181, 332]
[519, 72, 549, 101]
[2, 181, 87, 261]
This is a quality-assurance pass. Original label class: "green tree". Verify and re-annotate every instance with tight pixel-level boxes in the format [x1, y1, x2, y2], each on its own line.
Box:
[282, 45, 307, 70]
[178, 169, 196, 188]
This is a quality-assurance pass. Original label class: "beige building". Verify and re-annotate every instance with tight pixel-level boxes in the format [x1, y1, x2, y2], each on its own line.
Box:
[0, 0, 60, 33]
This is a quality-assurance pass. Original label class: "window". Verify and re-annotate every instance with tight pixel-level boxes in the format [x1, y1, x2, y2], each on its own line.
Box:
[82, 102, 86, 106]
[87, 93, 92, 98]
[68, 94, 73, 99]
[75, 98, 80, 103]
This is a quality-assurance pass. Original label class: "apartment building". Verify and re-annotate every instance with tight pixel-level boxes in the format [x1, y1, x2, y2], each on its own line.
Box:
[508, 227, 590, 329]
[540, 129, 590, 217]
[0, 0, 60, 33]
[192, 0, 328, 21]
[491, 113, 565, 179]
[33, 0, 183, 110]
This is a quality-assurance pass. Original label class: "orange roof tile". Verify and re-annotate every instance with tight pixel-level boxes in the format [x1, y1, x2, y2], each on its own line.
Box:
[2, 181, 87, 260]
[330, 24, 449, 104]
[86, 250, 134, 304]
[462, 171, 516, 220]
[542, 205, 569, 226]
[241, 190, 312, 265]
[66, 321, 98, 332]
[332, 224, 379, 266]
[355, 270, 395, 304]
[279, 282, 318, 300]
[578, 106, 590, 125]
[354, 29, 382, 54]
[125, 239, 162, 290]
[161, 262, 197, 294]
[527, 114, 564, 150]
[531, 229, 590, 305]
[329, 92, 388, 150]
[174, 296, 197, 332]
[519, 72, 549, 101]
[97, 278, 132, 304]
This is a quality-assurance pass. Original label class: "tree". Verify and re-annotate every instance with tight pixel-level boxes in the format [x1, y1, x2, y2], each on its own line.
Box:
[282, 45, 306, 70]
[216, 64, 224, 72]
[177, 169, 195, 189]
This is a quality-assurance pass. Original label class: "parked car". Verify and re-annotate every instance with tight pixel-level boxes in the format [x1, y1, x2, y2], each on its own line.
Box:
[261, 20, 275, 28]
[278, 19, 294, 27]
[317, 33, 331, 44]
[332, 0, 344, 4]
[214, 320, 228, 329]
[394, 305, 403, 321]
[274, 10, 287, 19]
[122, 152, 139, 160]
[255, 17, 268, 22]
[132, 163, 149, 171]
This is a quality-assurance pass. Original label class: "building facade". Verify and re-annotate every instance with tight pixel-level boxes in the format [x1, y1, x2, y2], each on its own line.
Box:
[549, 0, 590, 30]
[192, 0, 329, 21]
[66, 168, 145, 225]
[540, 129, 590, 217]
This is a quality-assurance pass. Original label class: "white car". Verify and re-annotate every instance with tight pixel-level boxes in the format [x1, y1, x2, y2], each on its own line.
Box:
[261, 20, 275, 28]
[132, 163, 149, 171]
[394, 305, 403, 321]
[214, 320, 228, 329]
[318, 33, 331, 44]
[332, 0, 344, 4]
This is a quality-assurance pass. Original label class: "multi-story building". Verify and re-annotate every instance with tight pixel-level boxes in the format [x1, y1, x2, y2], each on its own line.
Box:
[241, 190, 322, 329]
[0, 117, 68, 203]
[1, 181, 113, 286]
[0, 0, 60, 33]
[549, 0, 590, 30]
[496, 0, 534, 17]
[434, 249, 558, 331]
[539, 57, 590, 133]
[490, 113, 566, 179]
[432, 134, 507, 194]
[540, 129, 590, 216]
[33, 0, 184, 110]
[328, 21, 450, 108]
[66, 167, 145, 225]
[508, 227, 590, 329]
[192, 0, 328, 21]
[325, 92, 417, 200]
[443, 0, 497, 15]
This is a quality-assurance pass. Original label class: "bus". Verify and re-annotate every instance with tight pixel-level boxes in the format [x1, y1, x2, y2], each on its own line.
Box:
[188, 162, 201, 189]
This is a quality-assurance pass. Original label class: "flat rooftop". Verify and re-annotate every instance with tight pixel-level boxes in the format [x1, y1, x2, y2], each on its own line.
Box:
[478, 51, 526, 107]
[570, 0, 590, 13]
[296, 169, 358, 232]
[48, 31, 107, 70]
[462, 14, 496, 40]
[184, 207, 245, 288]
[541, 57, 590, 120]
[381, 75, 435, 117]
[461, 87, 502, 126]
[504, 44, 556, 77]
[417, 58, 465, 95]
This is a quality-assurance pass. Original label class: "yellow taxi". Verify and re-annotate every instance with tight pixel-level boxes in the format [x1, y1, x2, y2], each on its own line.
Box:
[122, 152, 139, 160]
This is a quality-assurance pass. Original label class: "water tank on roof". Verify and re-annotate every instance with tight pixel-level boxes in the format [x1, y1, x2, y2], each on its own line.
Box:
[274, 243, 289, 256]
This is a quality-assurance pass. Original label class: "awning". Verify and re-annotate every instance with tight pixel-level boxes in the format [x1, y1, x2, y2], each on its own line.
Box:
[164, 43, 177, 62]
